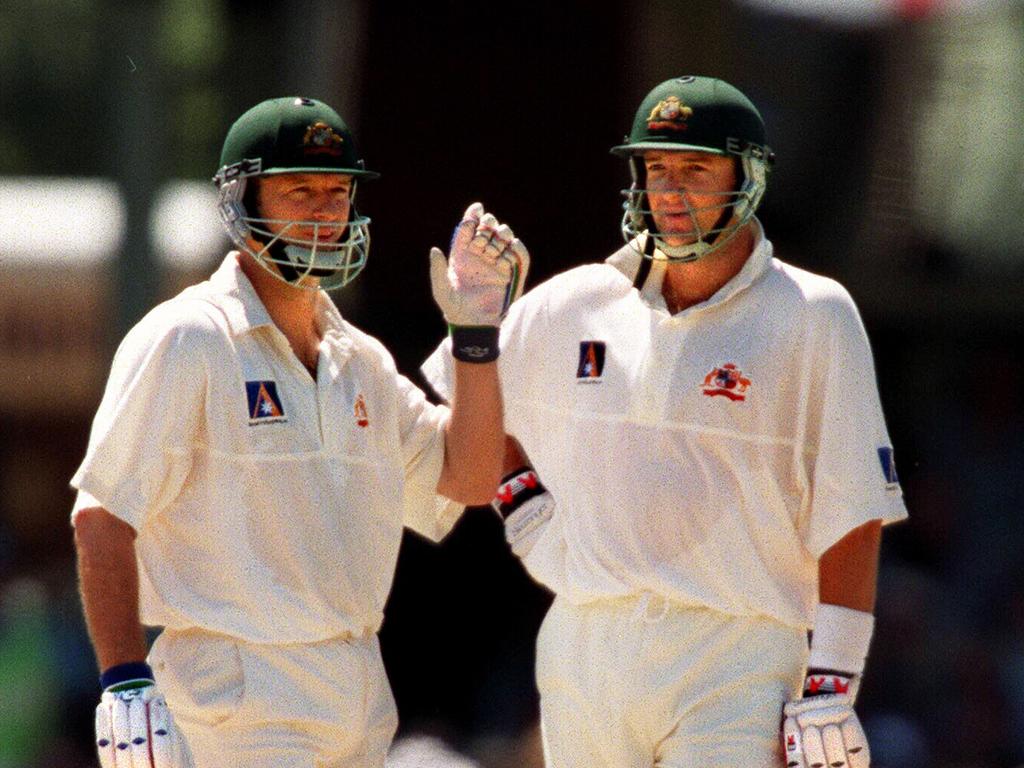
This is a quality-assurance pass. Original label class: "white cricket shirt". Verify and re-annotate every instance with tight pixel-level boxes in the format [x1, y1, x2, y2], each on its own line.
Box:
[73, 254, 456, 643]
[424, 225, 907, 629]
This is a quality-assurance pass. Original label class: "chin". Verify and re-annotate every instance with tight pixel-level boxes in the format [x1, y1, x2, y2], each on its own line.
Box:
[660, 234, 698, 247]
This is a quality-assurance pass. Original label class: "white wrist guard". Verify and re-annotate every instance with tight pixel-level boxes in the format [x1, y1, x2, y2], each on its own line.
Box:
[801, 604, 873, 703]
[492, 467, 555, 558]
[808, 604, 873, 683]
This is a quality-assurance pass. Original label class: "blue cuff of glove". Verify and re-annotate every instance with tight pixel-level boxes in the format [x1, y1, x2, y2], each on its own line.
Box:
[100, 661, 155, 691]
[450, 326, 499, 363]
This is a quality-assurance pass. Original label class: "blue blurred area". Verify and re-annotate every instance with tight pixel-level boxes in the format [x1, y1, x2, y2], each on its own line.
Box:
[1, 1, 1022, 766]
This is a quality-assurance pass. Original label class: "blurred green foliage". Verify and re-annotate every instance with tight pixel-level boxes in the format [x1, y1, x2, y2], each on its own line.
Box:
[0, 0, 227, 178]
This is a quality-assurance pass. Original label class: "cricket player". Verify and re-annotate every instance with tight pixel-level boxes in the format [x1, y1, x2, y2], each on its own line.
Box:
[71, 96, 527, 768]
[423, 76, 908, 767]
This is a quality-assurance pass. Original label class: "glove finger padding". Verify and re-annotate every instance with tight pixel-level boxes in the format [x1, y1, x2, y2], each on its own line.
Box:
[95, 702, 116, 768]
[97, 684, 192, 768]
[501, 238, 530, 310]
[128, 694, 154, 765]
[801, 724, 828, 768]
[450, 203, 484, 256]
[108, 691, 135, 764]
[841, 718, 870, 768]
[149, 694, 192, 768]
[783, 695, 869, 768]
[821, 723, 848, 768]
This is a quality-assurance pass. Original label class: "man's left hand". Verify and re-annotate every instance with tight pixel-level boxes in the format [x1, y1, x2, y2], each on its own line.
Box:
[782, 689, 869, 768]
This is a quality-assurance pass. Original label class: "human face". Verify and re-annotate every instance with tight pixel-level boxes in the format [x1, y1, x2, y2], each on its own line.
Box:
[255, 172, 353, 245]
[643, 151, 737, 246]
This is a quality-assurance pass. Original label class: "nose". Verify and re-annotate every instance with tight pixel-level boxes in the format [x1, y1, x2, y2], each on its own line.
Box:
[311, 194, 348, 220]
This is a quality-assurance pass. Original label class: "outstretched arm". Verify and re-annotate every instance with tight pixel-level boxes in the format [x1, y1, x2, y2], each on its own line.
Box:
[432, 202, 529, 505]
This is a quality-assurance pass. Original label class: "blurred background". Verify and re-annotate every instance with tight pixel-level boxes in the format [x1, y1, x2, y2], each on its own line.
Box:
[1, 0, 1022, 765]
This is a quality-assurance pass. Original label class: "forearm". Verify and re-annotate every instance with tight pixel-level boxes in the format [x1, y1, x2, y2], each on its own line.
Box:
[438, 359, 504, 504]
[74, 507, 148, 670]
[803, 519, 883, 689]
[782, 521, 884, 766]
[818, 520, 882, 612]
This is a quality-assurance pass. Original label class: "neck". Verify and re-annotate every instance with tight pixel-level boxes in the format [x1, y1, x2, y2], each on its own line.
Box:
[661, 220, 756, 313]
[237, 252, 323, 373]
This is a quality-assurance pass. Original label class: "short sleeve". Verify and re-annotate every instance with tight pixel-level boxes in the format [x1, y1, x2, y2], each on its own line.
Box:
[396, 372, 458, 542]
[802, 292, 908, 557]
[70, 307, 211, 530]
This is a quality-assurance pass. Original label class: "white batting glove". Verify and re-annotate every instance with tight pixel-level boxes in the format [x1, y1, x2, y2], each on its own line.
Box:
[96, 679, 192, 768]
[492, 467, 555, 558]
[783, 678, 869, 768]
[429, 202, 530, 328]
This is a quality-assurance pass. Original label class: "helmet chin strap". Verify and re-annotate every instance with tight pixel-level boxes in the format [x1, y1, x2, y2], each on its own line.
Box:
[632, 228, 657, 291]
[632, 202, 746, 292]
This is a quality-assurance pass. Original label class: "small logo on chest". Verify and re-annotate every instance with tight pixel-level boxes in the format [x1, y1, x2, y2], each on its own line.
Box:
[701, 363, 751, 402]
[354, 393, 370, 428]
[246, 380, 287, 424]
[576, 341, 606, 382]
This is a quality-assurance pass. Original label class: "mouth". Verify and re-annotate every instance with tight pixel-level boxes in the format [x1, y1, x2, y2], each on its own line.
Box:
[656, 212, 695, 232]
[286, 226, 343, 244]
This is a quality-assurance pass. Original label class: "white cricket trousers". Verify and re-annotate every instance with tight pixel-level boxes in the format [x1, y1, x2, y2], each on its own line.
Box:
[148, 627, 398, 768]
[536, 596, 808, 768]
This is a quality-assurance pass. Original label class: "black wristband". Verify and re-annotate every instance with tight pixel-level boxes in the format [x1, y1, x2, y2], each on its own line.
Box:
[492, 466, 548, 520]
[450, 326, 499, 363]
[100, 661, 155, 690]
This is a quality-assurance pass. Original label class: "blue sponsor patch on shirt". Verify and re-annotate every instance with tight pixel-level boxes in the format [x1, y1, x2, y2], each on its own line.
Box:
[246, 380, 286, 423]
[577, 341, 606, 381]
[877, 446, 899, 485]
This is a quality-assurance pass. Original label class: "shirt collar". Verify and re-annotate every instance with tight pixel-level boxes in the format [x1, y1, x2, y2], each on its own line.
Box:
[206, 253, 348, 343]
[606, 218, 773, 315]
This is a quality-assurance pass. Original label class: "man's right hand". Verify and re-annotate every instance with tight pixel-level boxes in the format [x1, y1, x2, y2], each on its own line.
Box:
[429, 202, 530, 330]
[96, 679, 192, 768]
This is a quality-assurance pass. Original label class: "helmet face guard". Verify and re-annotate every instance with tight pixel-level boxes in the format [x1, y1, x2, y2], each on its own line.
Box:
[215, 167, 370, 290]
[213, 97, 379, 290]
[620, 142, 770, 262]
[611, 76, 773, 263]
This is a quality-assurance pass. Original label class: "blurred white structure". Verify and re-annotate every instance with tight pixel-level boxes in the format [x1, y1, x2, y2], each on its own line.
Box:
[0, 177, 226, 414]
[0, 177, 225, 267]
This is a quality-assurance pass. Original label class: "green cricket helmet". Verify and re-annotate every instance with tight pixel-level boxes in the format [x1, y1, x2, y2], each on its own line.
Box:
[213, 97, 379, 290]
[611, 76, 773, 262]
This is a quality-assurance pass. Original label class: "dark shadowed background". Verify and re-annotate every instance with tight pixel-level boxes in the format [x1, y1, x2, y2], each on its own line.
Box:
[2, 1, 1023, 766]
